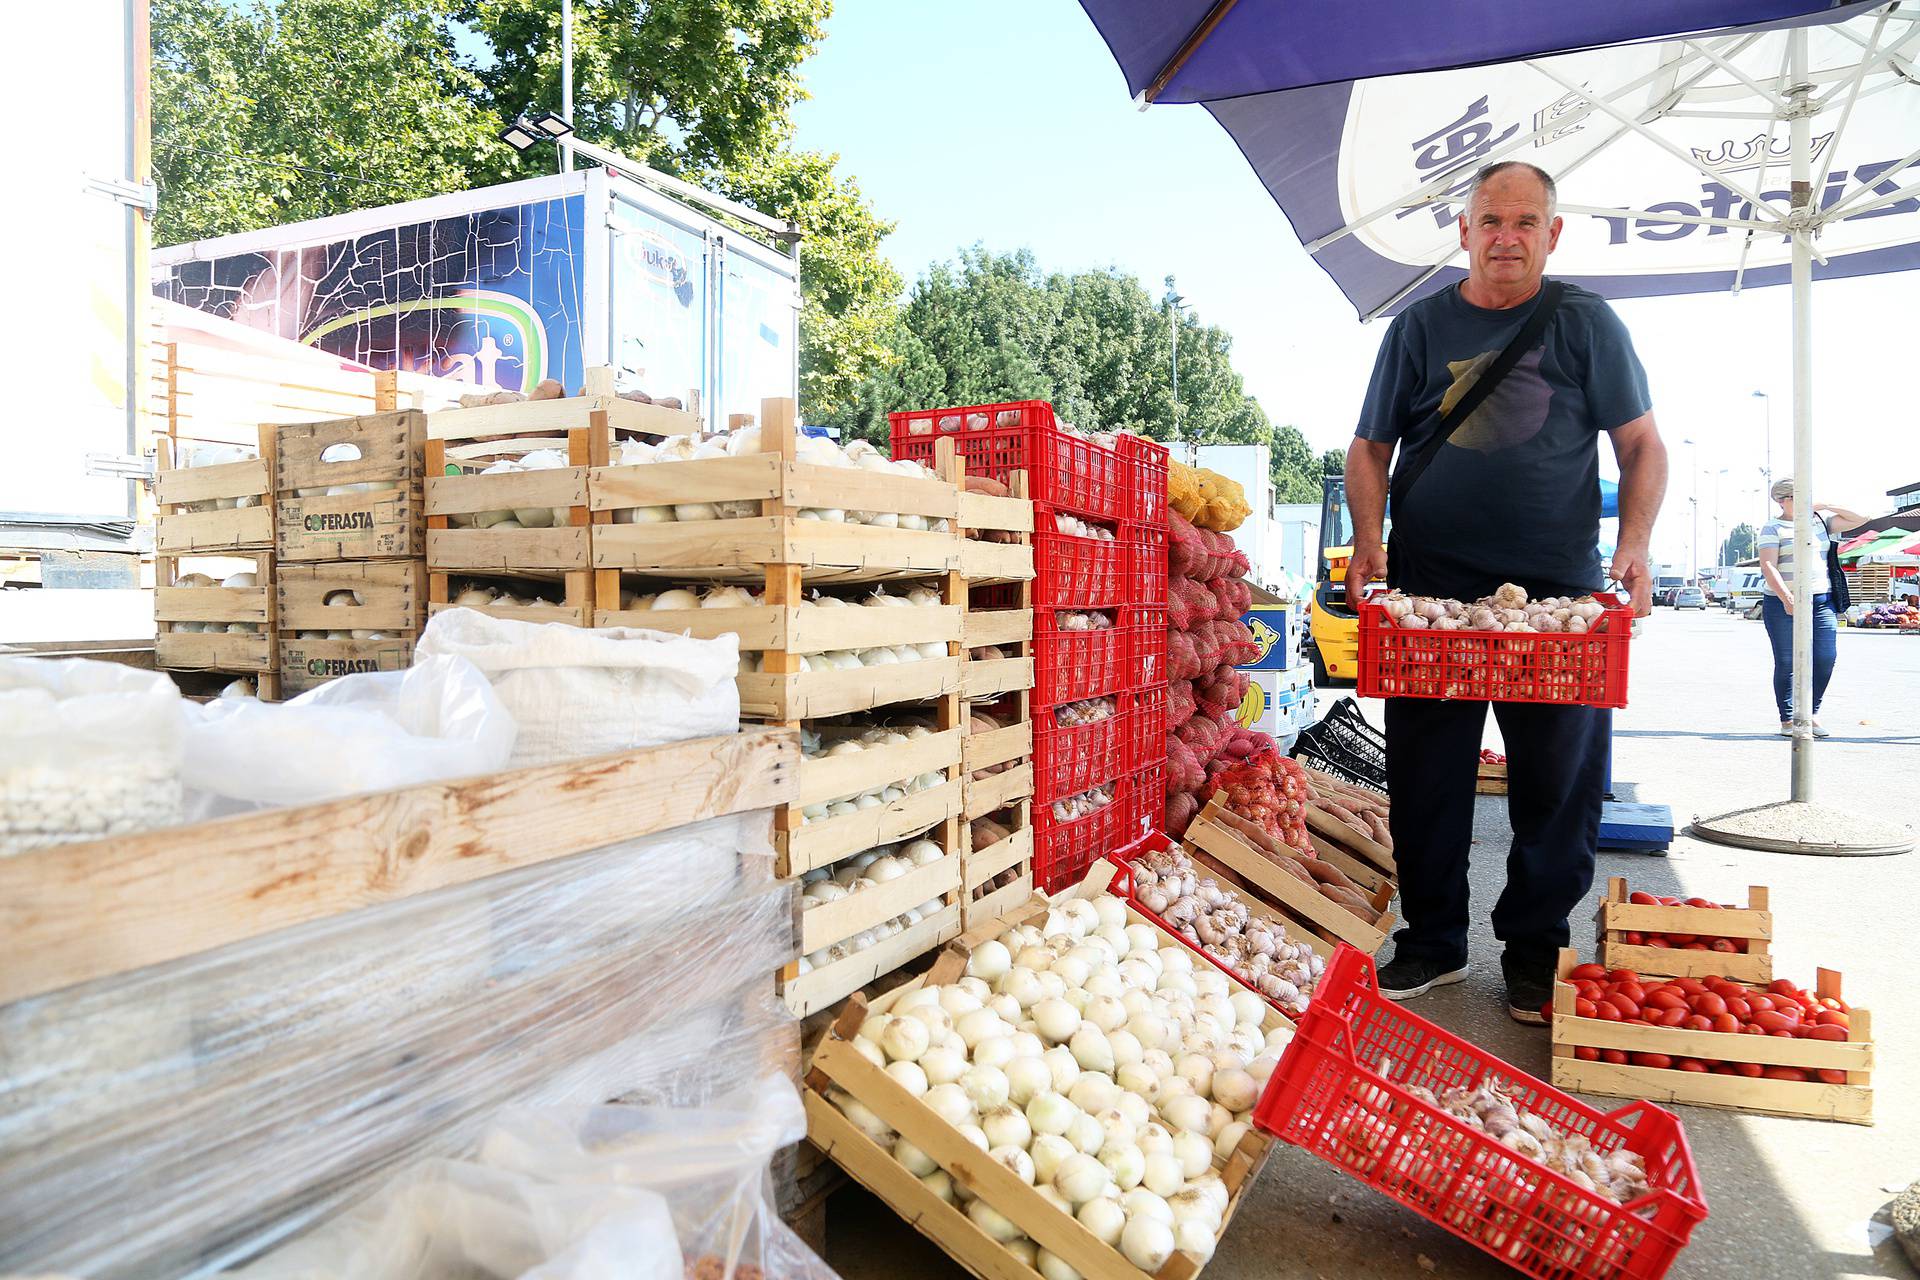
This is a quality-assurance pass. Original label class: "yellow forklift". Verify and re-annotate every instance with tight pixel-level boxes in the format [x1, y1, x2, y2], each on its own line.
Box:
[1308, 474, 1362, 684]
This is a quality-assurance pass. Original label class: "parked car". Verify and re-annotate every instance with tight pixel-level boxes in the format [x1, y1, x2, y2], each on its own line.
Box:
[1674, 586, 1708, 610]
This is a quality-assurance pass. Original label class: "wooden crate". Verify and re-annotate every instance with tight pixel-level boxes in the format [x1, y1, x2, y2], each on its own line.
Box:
[1475, 760, 1508, 795]
[783, 730, 968, 876]
[1302, 801, 1397, 883]
[963, 717, 1035, 930]
[1596, 877, 1772, 983]
[957, 472, 1036, 584]
[803, 861, 1280, 1280]
[154, 549, 276, 680]
[274, 412, 426, 561]
[1183, 796, 1397, 955]
[1549, 947, 1873, 1124]
[277, 561, 425, 695]
[153, 433, 274, 555]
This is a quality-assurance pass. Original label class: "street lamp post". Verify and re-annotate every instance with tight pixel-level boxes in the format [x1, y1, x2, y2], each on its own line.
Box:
[1681, 438, 1700, 579]
[1752, 390, 1771, 522]
[1164, 276, 1189, 438]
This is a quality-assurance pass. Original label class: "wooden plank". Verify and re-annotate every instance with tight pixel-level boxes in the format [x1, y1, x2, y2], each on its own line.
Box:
[1302, 831, 1392, 895]
[588, 454, 783, 509]
[594, 604, 960, 654]
[1303, 804, 1395, 876]
[780, 782, 963, 876]
[424, 466, 588, 516]
[154, 585, 271, 625]
[155, 631, 274, 673]
[156, 506, 273, 554]
[428, 599, 590, 627]
[801, 854, 964, 954]
[786, 466, 959, 521]
[781, 524, 963, 574]
[1186, 814, 1393, 954]
[426, 526, 590, 572]
[958, 492, 1033, 534]
[277, 637, 416, 694]
[738, 658, 963, 721]
[963, 657, 1034, 701]
[965, 827, 1032, 892]
[1550, 1014, 1870, 1071]
[966, 763, 1034, 821]
[154, 457, 269, 507]
[0, 729, 799, 1004]
[962, 609, 1033, 649]
[275, 486, 422, 561]
[965, 874, 1035, 930]
[958, 541, 1035, 582]
[962, 722, 1033, 773]
[1550, 1058, 1873, 1125]
[425, 394, 699, 440]
[797, 730, 964, 809]
[278, 561, 425, 631]
[782, 904, 962, 1017]
[274, 412, 423, 492]
[593, 517, 781, 570]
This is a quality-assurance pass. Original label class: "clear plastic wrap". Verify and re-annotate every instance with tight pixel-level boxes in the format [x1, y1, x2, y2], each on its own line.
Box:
[232, 1076, 833, 1280]
[0, 811, 796, 1280]
[0, 657, 184, 855]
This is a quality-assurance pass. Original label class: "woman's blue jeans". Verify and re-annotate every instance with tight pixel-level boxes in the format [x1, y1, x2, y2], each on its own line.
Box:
[1760, 593, 1836, 721]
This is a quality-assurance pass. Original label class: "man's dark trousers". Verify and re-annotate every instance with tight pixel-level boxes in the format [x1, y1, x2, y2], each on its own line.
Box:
[1383, 697, 1610, 973]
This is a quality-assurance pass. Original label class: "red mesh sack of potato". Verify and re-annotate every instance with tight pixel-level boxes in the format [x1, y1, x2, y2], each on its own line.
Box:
[1168, 677, 1197, 726]
[1166, 791, 1200, 837]
[1168, 512, 1205, 578]
[1168, 629, 1203, 682]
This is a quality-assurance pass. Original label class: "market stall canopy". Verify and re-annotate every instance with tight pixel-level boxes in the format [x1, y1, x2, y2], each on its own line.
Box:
[1840, 526, 1920, 560]
[1837, 528, 1886, 555]
[1855, 529, 1920, 562]
[1076, 0, 1919, 319]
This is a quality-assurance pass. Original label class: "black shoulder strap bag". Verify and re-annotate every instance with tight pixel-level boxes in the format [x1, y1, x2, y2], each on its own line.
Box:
[1825, 518, 1851, 611]
[1385, 280, 1566, 589]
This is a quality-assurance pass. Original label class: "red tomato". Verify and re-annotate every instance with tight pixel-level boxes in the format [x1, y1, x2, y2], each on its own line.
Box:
[1682, 1015, 1713, 1032]
[1658, 896, 1681, 907]
[1740, 1024, 1767, 1036]
[1816, 1010, 1850, 1029]
[1575, 1046, 1599, 1061]
[1614, 981, 1647, 1005]
[1709, 1014, 1740, 1035]
[1818, 996, 1849, 1013]
[1628, 890, 1659, 905]
[1667, 933, 1698, 946]
[1671, 977, 1707, 995]
[1569, 963, 1608, 982]
[1683, 942, 1710, 950]
[1746, 994, 1775, 1014]
[1605, 993, 1641, 1020]
[1803, 1024, 1848, 1042]
[1762, 1066, 1808, 1082]
[1608, 968, 1640, 985]
[1646, 938, 1673, 949]
[1685, 896, 1716, 909]
[1631, 1052, 1672, 1070]
[1710, 1063, 1739, 1075]
[1575, 997, 1598, 1019]
[1595, 1002, 1623, 1022]
[1574, 979, 1603, 999]
[1768, 979, 1800, 997]
[1657, 1007, 1689, 1027]
[1707, 978, 1745, 997]
[1601, 1049, 1628, 1065]
[1724, 997, 1751, 1019]
[1709, 938, 1739, 954]
[1814, 1069, 1848, 1085]
[1691, 992, 1728, 1018]
[1645, 990, 1687, 1012]
[1623, 930, 1644, 945]
[1677, 1059, 1710, 1073]
[1732, 1062, 1764, 1078]
[1770, 1029, 1795, 1038]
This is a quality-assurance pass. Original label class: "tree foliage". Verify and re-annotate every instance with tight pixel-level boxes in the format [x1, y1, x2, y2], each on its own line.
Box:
[151, 0, 895, 418]
[1720, 522, 1759, 565]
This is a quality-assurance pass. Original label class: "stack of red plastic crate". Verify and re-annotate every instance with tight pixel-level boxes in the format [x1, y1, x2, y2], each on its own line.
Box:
[891, 402, 1168, 890]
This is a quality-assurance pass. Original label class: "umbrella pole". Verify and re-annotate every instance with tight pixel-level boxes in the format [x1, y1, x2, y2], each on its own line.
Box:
[1789, 28, 1816, 802]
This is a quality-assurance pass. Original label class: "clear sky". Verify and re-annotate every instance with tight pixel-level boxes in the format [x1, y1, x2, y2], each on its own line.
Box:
[791, 0, 1917, 571]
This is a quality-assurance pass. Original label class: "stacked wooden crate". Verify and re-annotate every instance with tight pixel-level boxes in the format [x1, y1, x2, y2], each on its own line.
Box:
[272, 411, 429, 695]
[588, 400, 974, 1016]
[152, 433, 278, 698]
[956, 467, 1036, 928]
[424, 369, 700, 626]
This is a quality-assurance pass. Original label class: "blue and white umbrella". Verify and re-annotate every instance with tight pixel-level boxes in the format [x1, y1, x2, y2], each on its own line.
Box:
[1077, 0, 1920, 807]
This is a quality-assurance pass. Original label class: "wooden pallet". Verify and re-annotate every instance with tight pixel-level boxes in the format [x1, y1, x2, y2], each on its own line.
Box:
[803, 861, 1279, 1280]
[274, 411, 426, 562]
[276, 561, 426, 695]
[1596, 877, 1772, 983]
[1184, 796, 1397, 956]
[1549, 947, 1873, 1124]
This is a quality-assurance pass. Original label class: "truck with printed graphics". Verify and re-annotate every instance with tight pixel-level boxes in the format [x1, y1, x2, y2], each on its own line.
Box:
[153, 168, 802, 432]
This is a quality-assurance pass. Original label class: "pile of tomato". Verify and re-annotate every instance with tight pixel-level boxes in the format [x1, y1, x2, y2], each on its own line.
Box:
[1556, 965, 1853, 1083]
[1478, 748, 1506, 765]
[1618, 890, 1748, 954]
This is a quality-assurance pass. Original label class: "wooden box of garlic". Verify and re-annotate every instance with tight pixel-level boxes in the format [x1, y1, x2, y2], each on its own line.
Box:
[804, 860, 1289, 1280]
[276, 561, 426, 695]
[274, 411, 426, 562]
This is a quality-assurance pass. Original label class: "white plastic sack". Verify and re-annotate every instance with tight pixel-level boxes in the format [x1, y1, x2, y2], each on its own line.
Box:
[416, 608, 739, 766]
[0, 657, 184, 855]
[180, 654, 517, 817]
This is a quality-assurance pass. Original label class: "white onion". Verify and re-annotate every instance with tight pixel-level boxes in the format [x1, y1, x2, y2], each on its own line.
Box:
[981, 1104, 1032, 1152]
[924, 1083, 974, 1127]
[960, 1063, 1010, 1111]
[1042, 1045, 1081, 1094]
[967, 1198, 1022, 1243]
[1066, 1073, 1119, 1117]
[1052, 1152, 1110, 1206]
[1162, 1093, 1212, 1135]
[885, 1061, 929, 1096]
[1099, 1141, 1145, 1191]
[1120, 1212, 1176, 1271]
[1005, 1056, 1053, 1107]
[956, 1008, 1005, 1050]
[1032, 998, 1080, 1045]
[1173, 1219, 1217, 1264]
[1172, 1130, 1213, 1179]
[991, 1144, 1037, 1185]
[1025, 1090, 1076, 1137]
[894, 1136, 937, 1176]
[920, 1169, 956, 1204]
[880, 1016, 931, 1064]
[1066, 1110, 1105, 1157]
[1142, 1151, 1184, 1197]
[1076, 1196, 1126, 1246]
[919, 1045, 967, 1086]
[966, 938, 1012, 982]
[1214, 1119, 1252, 1161]
[1212, 1068, 1258, 1113]
[1175, 1053, 1214, 1099]
[957, 1123, 990, 1152]
[1037, 1248, 1081, 1280]
[1069, 1024, 1115, 1073]
[1116, 1061, 1160, 1101]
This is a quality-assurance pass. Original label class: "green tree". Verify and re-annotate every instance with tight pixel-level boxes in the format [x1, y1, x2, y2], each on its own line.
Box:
[152, 0, 505, 244]
[1721, 522, 1758, 565]
[1321, 448, 1347, 476]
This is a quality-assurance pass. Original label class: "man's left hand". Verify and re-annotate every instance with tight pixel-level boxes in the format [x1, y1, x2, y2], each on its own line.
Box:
[1610, 545, 1654, 617]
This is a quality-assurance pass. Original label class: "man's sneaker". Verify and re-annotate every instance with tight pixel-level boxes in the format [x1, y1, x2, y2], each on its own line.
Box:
[1376, 954, 1468, 1001]
[1505, 967, 1555, 1025]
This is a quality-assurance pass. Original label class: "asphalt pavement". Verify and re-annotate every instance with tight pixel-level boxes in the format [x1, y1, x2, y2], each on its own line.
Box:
[824, 607, 1919, 1280]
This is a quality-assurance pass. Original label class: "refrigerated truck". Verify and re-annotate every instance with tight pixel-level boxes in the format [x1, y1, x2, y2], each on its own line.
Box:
[152, 167, 801, 432]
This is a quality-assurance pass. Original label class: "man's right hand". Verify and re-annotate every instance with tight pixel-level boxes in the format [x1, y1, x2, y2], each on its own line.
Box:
[1347, 542, 1388, 592]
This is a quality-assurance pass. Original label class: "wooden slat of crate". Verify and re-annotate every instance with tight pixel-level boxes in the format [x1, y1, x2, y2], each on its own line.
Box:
[963, 722, 1032, 774]
[428, 570, 594, 628]
[780, 781, 963, 876]
[275, 412, 424, 492]
[592, 519, 963, 578]
[1302, 804, 1396, 879]
[156, 506, 274, 554]
[155, 457, 271, 509]
[1185, 801, 1395, 955]
[958, 541, 1035, 583]
[276, 486, 423, 562]
[154, 583, 272, 626]
[1597, 878, 1772, 983]
[278, 560, 426, 632]
[0, 729, 799, 1004]
[1300, 831, 1393, 896]
[963, 609, 1033, 649]
[739, 658, 963, 721]
[277, 637, 416, 695]
[958, 491, 1033, 534]
[797, 730, 963, 809]
[1475, 762, 1509, 795]
[155, 630, 275, 674]
[965, 873, 1035, 931]
[1549, 948, 1872, 1124]
[963, 656, 1034, 701]
[966, 763, 1033, 822]
[422, 393, 700, 441]
[781, 903, 963, 1017]
[965, 825, 1032, 894]
[786, 467, 959, 522]
[594, 604, 960, 653]
[801, 854, 964, 955]
[274, 412, 425, 561]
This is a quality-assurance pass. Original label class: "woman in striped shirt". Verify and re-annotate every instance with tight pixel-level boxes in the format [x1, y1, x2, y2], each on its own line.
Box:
[1757, 478, 1870, 736]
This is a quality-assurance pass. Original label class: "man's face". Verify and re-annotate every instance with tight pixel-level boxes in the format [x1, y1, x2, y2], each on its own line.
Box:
[1458, 171, 1563, 290]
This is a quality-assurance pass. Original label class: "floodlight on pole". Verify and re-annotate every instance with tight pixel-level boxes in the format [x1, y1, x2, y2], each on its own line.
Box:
[499, 121, 541, 152]
[531, 112, 573, 139]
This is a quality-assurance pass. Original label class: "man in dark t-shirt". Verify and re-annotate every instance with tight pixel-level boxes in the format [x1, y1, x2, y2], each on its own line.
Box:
[1344, 161, 1668, 1023]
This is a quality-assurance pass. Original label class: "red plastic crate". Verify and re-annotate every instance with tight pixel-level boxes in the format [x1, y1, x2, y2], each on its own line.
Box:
[1123, 605, 1169, 689]
[1034, 776, 1133, 892]
[1034, 697, 1130, 802]
[1119, 434, 1170, 526]
[1127, 762, 1165, 843]
[1125, 684, 1168, 774]
[1033, 612, 1128, 706]
[1356, 590, 1635, 708]
[1121, 522, 1168, 607]
[890, 400, 1128, 523]
[1255, 946, 1708, 1280]
[1034, 522, 1126, 609]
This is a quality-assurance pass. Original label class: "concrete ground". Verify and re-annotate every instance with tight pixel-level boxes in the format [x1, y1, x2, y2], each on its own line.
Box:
[824, 607, 1920, 1279]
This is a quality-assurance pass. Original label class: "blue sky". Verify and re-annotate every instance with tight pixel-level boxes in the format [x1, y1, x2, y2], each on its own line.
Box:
[791, 0, 1916, 570]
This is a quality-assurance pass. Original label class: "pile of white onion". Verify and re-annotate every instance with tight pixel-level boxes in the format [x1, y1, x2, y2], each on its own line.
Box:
[1130, 846, 1324, 1018]
[293, 442, 399, 499]
[798, 723, 948, 823]
[1051, 783, 1116, 824]
[609, 583, 949, 676]
[292, 589, 393, 642]
[1382, 583, 1609, 634]
[168, 570, 264, 633]
[826, 893, 1290, 1277]
[798, 838, 950, 973]
[450, 582, 563, 612]
[441, 446, 573, 529]
[603, 430, 950, 530]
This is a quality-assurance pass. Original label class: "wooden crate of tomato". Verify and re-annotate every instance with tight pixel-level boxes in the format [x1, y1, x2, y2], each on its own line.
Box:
[1549, 949, 1872, 1124]
[1596, 877, 1771, 983]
